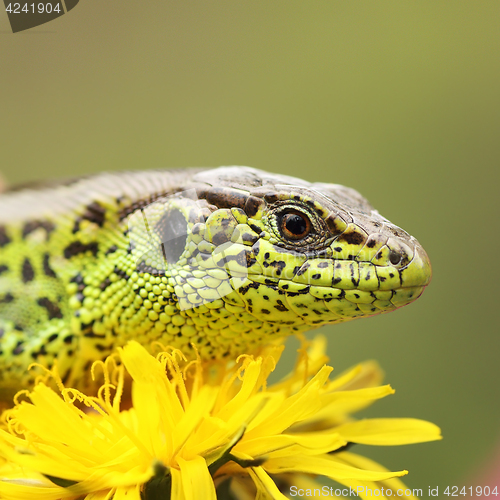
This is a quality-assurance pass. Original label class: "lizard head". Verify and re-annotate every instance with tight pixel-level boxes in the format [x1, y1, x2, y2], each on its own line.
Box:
[120, 166, 431, 357]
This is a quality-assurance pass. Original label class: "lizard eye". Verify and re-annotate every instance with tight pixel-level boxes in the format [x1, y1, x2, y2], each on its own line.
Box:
[279, 211, 312, 241]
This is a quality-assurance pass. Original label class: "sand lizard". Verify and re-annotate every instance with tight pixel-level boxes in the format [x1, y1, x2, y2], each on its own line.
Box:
[0, 166, 431, 397]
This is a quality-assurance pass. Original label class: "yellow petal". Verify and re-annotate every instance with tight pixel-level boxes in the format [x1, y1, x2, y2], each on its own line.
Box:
[239, 432, 345, 458]
[264, 455, 407, 481]
[331, 452, 420, 500]
[249, 466, 288, 500]
[319, 385, 395, 415]
[86, 491, 116, 500]
[284, 475, 344, 498]
[188, 393, 271, 459]
[217, 360, 264, 420]
[121, 342, 184, 421]
[246, 367, 332, 439]
[270, 335, 329, 394]
[327, 361, 384, 392]
[130, 382, 163, 457]
[336, 418, 442, 445]
[177, 456, 216, 500]
[86, 490, 115, 500]
[174, 385, 218, 459]
[170, 467, 185, 500]
[112, 486, 142, 500]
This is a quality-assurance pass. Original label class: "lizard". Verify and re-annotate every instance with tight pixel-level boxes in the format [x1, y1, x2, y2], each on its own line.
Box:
[0, 166, 431, 397]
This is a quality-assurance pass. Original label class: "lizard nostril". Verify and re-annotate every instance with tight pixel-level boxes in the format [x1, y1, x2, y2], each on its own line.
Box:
[389, 249, 402, 266]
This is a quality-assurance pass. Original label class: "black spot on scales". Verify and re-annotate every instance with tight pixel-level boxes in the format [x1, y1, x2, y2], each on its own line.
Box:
[72, 219, 81, 234]
[106, 245, 118, 255]
[221, 251, 248, 268]
[325, 215, 345, 236]
[0, 227, 11, 247]
[13, 341, 24, 355]
[265, 279, 279, 287]
[31, 345, 48, 359]
[37, 298, 63, 319]
[22, 258, 35, 283]
[64, 241, 99, 259]
[81, 202, 106, 227]
[264, 192, 279, 204]
[249, 223, 262, 234]
[275, 300, 288, 312]
[246, 253, 257, 267]
[100, 278, 112, 291]
[43, 253, 57, 278]
[84, 331, 105, 339]
[338, 231, 365, 246]
[70, 273, 84, 284]
[211, 231, 231, 246]
[0, 293, 14, 303]
[22, 220, 55, 238]
[245, 196, 265, 217]
[269, 261, 286, 275]
[296, 263, 310, 276]
[113, 266, 131, 281]
[242, 232, 258, 244]
[206, 187, 249, 210]
[238, 282, 261, 296]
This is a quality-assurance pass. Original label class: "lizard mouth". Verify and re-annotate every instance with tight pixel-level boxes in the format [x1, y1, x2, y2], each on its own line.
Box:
[235, 237, 432, 326]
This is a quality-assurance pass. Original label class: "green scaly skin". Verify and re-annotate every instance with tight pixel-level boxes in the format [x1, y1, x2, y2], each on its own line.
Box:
[0, 167, 431, 397]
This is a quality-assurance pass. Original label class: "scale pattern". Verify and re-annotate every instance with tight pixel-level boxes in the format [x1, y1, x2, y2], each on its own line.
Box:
[0, 167, 431, 396]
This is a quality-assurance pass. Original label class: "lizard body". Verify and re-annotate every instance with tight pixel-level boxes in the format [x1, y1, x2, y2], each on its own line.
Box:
[0, 167, 431, 395]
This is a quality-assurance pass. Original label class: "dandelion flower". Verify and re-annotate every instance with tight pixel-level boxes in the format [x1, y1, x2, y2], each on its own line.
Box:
[0, 337, 441, 499]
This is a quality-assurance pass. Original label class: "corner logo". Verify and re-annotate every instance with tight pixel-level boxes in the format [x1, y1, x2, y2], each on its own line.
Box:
[3, 0, 78, 33]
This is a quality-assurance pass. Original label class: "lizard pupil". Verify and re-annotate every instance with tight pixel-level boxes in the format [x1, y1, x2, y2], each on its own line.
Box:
[280, 212, 311, 240]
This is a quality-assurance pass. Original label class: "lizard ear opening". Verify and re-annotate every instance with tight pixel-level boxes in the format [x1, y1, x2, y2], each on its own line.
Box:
[155, 208, 188, 265]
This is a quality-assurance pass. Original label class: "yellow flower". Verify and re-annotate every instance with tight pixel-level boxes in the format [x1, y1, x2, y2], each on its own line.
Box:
[0, 337, 441, 500]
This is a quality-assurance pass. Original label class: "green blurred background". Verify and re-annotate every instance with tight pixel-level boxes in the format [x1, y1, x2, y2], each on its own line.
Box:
[1, 1, 499, 495]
